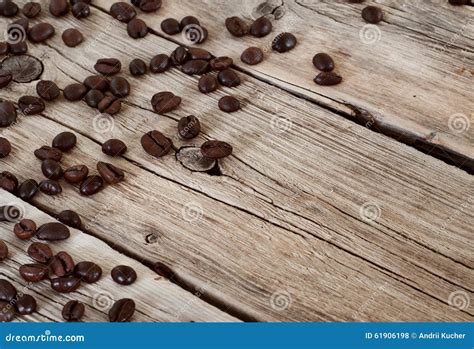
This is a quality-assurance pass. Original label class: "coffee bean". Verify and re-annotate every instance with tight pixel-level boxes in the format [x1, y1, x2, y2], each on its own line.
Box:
[250, 16, 272, 37]
[181, 60, 210, 75]
[0, 171, 18, 192]
[102, 139, 127, 156]
[11, 18, 29, 32]
[178, 115, 200, 139]
[8, 42, 28, 55]
[15, 294, 37, 315]
[62, 300, 84, 321]
[151, 91, 181, 114]
[36, 80, 60, 101]
[170, 46, 189, 66]
[94, 58, 121, 75]
[314, 71, 342, 86]
[0, 42, 9, 56]
[201, 140, 233, 159]
[218, 95, 240, 113]
[71, 2, 89, 18]
[62, 28, 83, 47]
[27, 242, 52, 263]
[74, 261, 102, 283]
[34, 146, 62, 161]
[41, 159, 63, 180]
[18, 95, 45, 115]
[161, 18, 180, 35]
[39, 179, 62, 195]
[109, 76, 130, 97]
[109, 298, 135, 322]
[312, 53, 334, 72]
[84, 89, 104, 108]
[217, 69, 240, 87]
[63, 83, 87, 101]
[0, 240, 8, 261]
[180, 15, 200, 29]
[50, 0, 69, 16]
[210, 56, 233, 71]
[0, 100, 17, 127]
[0, 279, 16, 301]
[129, 58, 147, 76]
[141, 130, 173, 158]
[17, 179, 39, 201]
[362, 6, 383, 24]
[0, 137, 11, 158]
[241, 47, 264, 65]
[110, 2, 136, 22]
[13, 219, 36, 240]
[22, 2, 41, 18]
[58, 210, 81, 229]
[449, 0, 470, 4]
[198, 75, 218, 94]
[0, 301, 15, 322]
[80, 175, 104, 196]
[19, 263, 49, 282]
[225, 16, 248, 37]
[51, 251, 75, 277]
[132, 0, 161, 12]
[150, 54, 170, 73]
[52, 131, 76, 151]
[37, 222, 70, 241]
[127, 18, 148, 39]
[188, 48, 212, 61]
[272, 32, 297, 53]
[51, 276, 80, 293]
[0, 70, 12, 88]
[0, 0, 18, 17]
[84, 75, 109, 91]
[98, 96, 122, 115]
[111, 265, 137, 285]
[28, 23, 55, 43]
[97, 161, 125, 184]
[70, 0, 92, 5]
[64, 165, 88, 184]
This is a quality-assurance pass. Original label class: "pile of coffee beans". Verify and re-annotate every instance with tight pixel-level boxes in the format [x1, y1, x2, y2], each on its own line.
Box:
[109, 1, 162, 40]
[161, 15, 208, 44]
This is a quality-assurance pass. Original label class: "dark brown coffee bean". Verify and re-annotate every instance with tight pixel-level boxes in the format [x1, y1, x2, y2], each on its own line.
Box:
[151, 92, 181, 114]
[0, 100, 17, 127]
[225, 16, 248, 37]
[11, 18, 29, 32]
[51, 251, 75, 277]
[102, 139, 127, 156]
[28, 23, 55, 43]
[0, 42, 9, 56]
[449, 0, 470, 4]
[0, 240, 8, 261]
[0, 137, 11, 158]
[150, 54, 170, 73]
[97, 161, 125, 184]
[109, 76, 130, 97]
[53, 132, 76, 151]
[110, 2, 136, 22]
[250, 16, 272, 37]
[50, 0, 69, 16]
[13, 219, 36, 240]
[22, 2, 41, 18]
[201, 140, 233, 159]
[141, 130, 173, 158]
[80, 175, 104, 196]
[0, 70, 12, 88]
[170, 46, 189, 66]
[198, 75, 217, 94]
[57, 210, 81, 229]
[218, 69, 240, 87]
[98, 96, 122, 115]
[161, 18, 180, 35]
[84, 89, 104, 108]
[0, 279, 16, 301]
[180, 15, 200, 29]
[272, 32, 297, 53]
[0, 171, 18, 192]
[27, 242, 53, 263]
[127, 18, 148, 39]
[51, 276, 80, 293]
[111, 265, 137, 285]
[313, 53, 334, 72]
[178, 115, 200, 139]
[362, 6, 383, 24]
[62, 300, 84, 321]
[74, 261, 102, 283]
[37, 222, 70, 240]
[19, 263, 49, 282]
[241, 47, 264, 65]
[109, 298, 135, 322]
[64, 165, 88, 184]
[39, 179, 62, 195]
[71, 2, 89, 18]
[34, 146, 62, 161]
[129, 58, 146, 76]
[8, 42, 28, 55]
[17, 179, 39, 201]
[188, 48, 212, 61]
[314, 71, 342, 86]
[41, 159, 63, 180]
[15, 294, 37, 315]
[0, 301, 15, 322]
[84, 75, 109, 91]
[210, 56, 233, 71]
[18, 95, 45, 115]
[132, 0, 161, 12]
[94, 58, 121, 75]
[63, 83, 87, 101]
[36, 80, 60, 101]
[0, 0, 18, 16]
[218, 96, 240, 113]
[70, 0, 92, 6]
[62, 28, 83, 47]
[181, 60, 210, 75]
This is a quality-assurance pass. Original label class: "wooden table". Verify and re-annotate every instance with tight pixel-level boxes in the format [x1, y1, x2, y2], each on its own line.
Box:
[0, 0, 472, 322]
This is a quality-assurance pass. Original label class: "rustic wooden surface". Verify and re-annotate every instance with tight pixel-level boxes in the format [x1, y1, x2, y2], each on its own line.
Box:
[0, 0, 473, 322]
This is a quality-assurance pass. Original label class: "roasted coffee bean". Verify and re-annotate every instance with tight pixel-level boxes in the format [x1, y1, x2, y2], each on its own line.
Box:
[15, 294, 37, 315]
[250, 16, 272, 37]
[19, 263, 49, 282]
[39, 179, 62, 195]
[150, 54, 170, 73]
[18, 95, 45, 115]
[314, 71, 342, 86]
[71, 2, 89, 18]
[272, 32, 297, 53]
[27, 242, 53, 263]
[94, 58, 121, 75]
[217, 69, 240, 87]
[225, 16, 248, 37]
[51, 276, 80, 293]
[109, 298, 135, 322]
[218, 96, 240, 113]
[362, 5, 383, 23]
[64, 165, 88, 184]
[111, 265, 137, 285]
[84, 75, 109, 91]
[313, 53, 335, 72]
[11, 18, 29, 32]
[0, 70, 12, 88]
[0, 137, 11, 158]
[201, 140, 233, 159]
[97, 162, 125, 184]
[80, 175, 104, 196]
[70, 0, 92, 5]
[241, 47, 264, 65]
[41, 159, 63, 180]
[98, 96, 121, 115]
[52, 131, 76, 151]
[28, 23, 55, 43]
[0, 171, 18, 192]
[13, 219, 36, 240]
[141, 130, 172, 158]
[109, 76, 130, 97]
[62, 300, 84, 321]
[34, 146, 62, 161]
[36, 80, 60, 101]
[0, 100, 17, 127]
[0, 42, 9, 56]
[132, 0, 161, 12]
[74, 261, 102, 283]
[17, 179, 39, 201]
[180, 15, 200, 29]
[0, 301, 15, 322]
[449, 0, 470, 4]
[110, 2, 136, 22]
[170, 46, 189, 66]
[181, 60, 210, 75]
[102, 139, 127, 156]
[0, 0, 18, 17]
[51, 251, 75, 277]
[50, 0, 68, 16]
[84, 89, 104, 108]
[62, 28, 83, 47]
[37, 222, 70, 241]
[198, 75, 217, 94]
[127, 18, 148, 39]
[161, 18, 180, 35]
[0, 240, 8, 261]
[151, 92, 181, 114]
[0, 279, 16, 301]
[63, 83, 87, 101]
[178, 115, 200, 139]
[188, 48, 212, 61]
[210, 56, 233, 71]
[22, 2, 41, 18]
[57, 210, 81, 229]
[8, 42, 28, 55]
[129, 58, 147, 76]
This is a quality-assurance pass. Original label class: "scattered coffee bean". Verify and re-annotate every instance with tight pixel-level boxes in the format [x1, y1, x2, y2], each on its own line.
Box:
[62, 28, 83, 47]
[15, 294, 37, 315]
[188, 48, 212, 61]
[111, 265, 137, 285]
[198, 75, 218, 94]
[84, 75, 109, 91]
[98, 96, 122, 115]
[0, 42, 9, 56]
[63, 83, 87, 101]
[84, 89, 104, 108]
[141, 130, 173, 158]
[127, 18, 148, 39]
[58, 210, 82, 229]
[217, 69, 240, 87]
[39, 179, 62, 195]
[37, 222, 70, 241]
[94, 58, 121, 75]
[74, 261, 102, 283]
[62, 300, 85, 321]
[41, 159, 63, 180]
[133, 0, 161, 12]
[180, 15, 200, 29]
[170, 46, 189, 66]
[80, 175, 104, 196]
[150, 54, 170, 73]
[0, 137, 11, 158]
[218, 95, 240, 113]
[449, 0, 470, 4]
[70, 0, 92, 6]
[8, 42, 28, 55]
[51, 251, 75, 277]
[13, 219, 36, 240]
[210, 56, 233, 71]
[241, 47, 264, 65]
[0, 279, 17, 301]
[71, 2, 89, 18]
[97, 161, 125, 184]
[49, 0, 69, 16]
[0, 171, 18, 192]
[0, 100, 17, 127]
[178, 115, 201, 139]
[17, 179, 39, 201]
[28, 23, 55, 43]
[362, 5, 383, 23]
[36, 80, 60, 101]
[314, 71, 342, 86]
[109, 77, 130, 97]
[151, 91, 181, 114]
[102, 139, 127, 156]
[313, 53, 335, 72]
[22, 2, 41, 18]
[19, 263, 49, 282]
[129, 58, 147, 76]
[0, 240, 8, 261]
[0, 70, 12, 88]
[34, 146, 62, 161]
[181, 60, 210, 75]
[0, 301, 15, 322]
[64, 165, 89, 184]
[201, 140, 233, 159]
[161, 18, 181, 35]
[11, 18, 29, 32]
[28, 242, 53, 263]
[51, 276, 81, 293]
[18, 95, 45, 115]
[110, 2, 136, 22]
[0, 0, 18, 17]
[52, 132, 76, 152]
[272, 32, 297, 53]
[225, 16, 248, 37]
[109, 298, 135, 322]
[250, 16, 272, 37]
